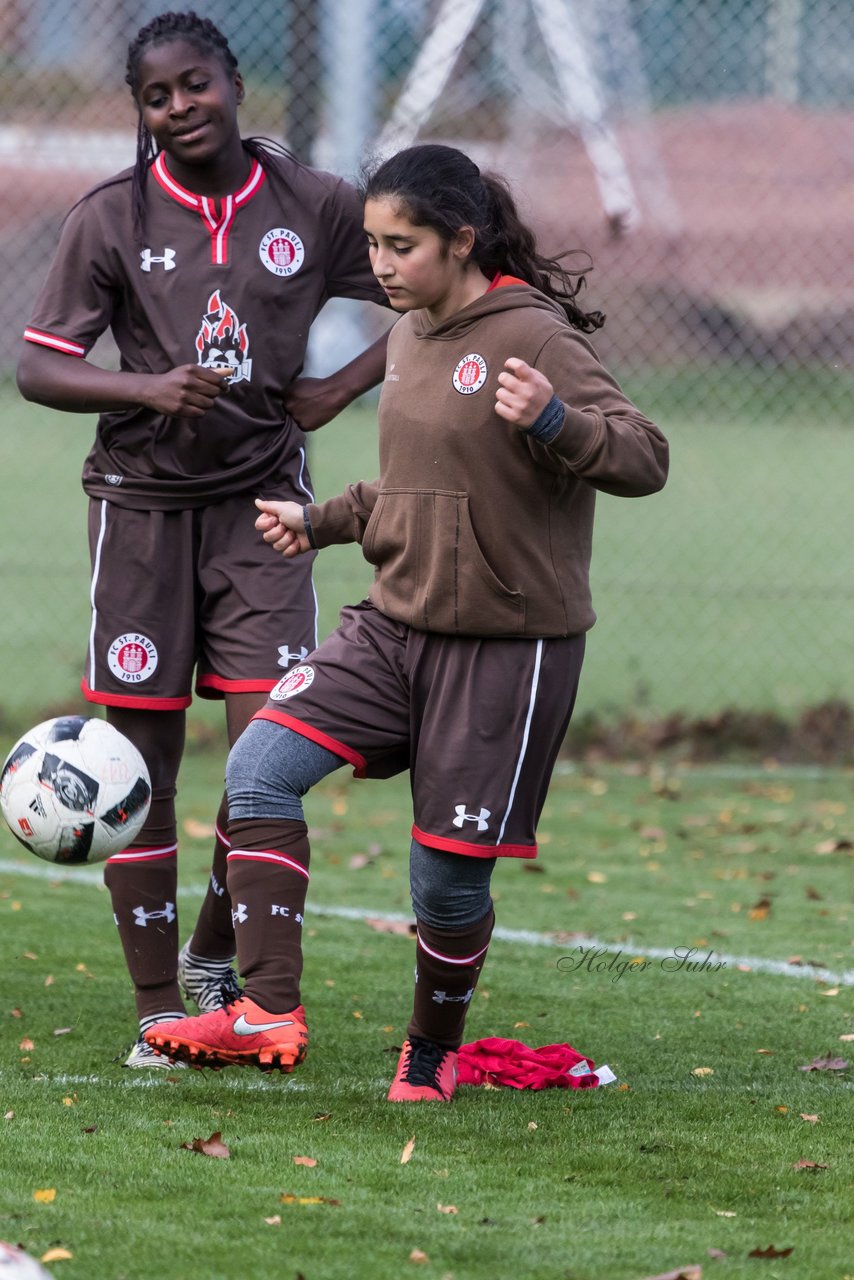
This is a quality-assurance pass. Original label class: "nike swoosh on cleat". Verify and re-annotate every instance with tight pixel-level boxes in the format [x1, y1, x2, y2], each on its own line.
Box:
[232, 1014, 296, 1036]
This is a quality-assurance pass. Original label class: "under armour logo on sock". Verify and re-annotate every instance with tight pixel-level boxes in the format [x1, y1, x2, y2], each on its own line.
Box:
[432, 988, 474, 1005]
[140, 247, 176, 272]
[232, 903, 248, 925]
[452, 804, 491, 832]
[132, 902, 176, 927]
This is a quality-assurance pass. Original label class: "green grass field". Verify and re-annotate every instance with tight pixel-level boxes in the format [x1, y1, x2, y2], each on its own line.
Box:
[1, 363, 853, 732]
[1, 757, 853, 1280]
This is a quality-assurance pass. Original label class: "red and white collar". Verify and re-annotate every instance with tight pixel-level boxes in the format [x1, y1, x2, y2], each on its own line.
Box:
[151, 152, 266, 265]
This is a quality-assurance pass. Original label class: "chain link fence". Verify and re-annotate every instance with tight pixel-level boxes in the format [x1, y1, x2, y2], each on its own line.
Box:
[1, 0, 853, 744]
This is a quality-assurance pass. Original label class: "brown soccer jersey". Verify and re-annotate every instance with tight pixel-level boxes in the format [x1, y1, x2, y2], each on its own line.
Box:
[24, 150, 386, 509]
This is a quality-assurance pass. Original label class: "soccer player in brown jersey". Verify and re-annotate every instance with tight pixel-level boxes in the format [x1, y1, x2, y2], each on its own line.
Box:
[146, 143, 669, 1100]
[17, 11, 389, 1067]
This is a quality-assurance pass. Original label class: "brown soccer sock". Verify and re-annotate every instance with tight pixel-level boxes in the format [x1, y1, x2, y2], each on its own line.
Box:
[408, 910, 495, 1050]
[104, 854, 185, 1022]
[226, 818, 311, 1012]
[187, 792, 235, 961]
[103, 787, 185, 1022]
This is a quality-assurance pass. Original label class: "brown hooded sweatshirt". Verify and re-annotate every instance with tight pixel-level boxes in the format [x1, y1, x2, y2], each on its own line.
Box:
[307, 283, 668, 637]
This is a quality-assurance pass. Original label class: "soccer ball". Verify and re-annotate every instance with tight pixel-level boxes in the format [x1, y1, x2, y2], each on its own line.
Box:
[0, 717, 151, 865]
[0, 1243, 51, 1279]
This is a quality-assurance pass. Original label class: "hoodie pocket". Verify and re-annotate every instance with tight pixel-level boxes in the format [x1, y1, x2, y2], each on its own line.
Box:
[362, 488, 526, 634]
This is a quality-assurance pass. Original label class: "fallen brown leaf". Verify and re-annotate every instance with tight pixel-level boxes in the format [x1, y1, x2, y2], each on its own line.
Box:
[366, 917, 416, 936]
[182, 818, 216, 839]
[181, 1131, 230, 1159]
[400, 1135, 416, 1165]
[33, 1189, 56, 1203]
[436, 1203, 458, 1214]
[798, 1055, 848, 1072]
[799, 1113, 820, 1123]
[637, 1268, 702, 1280]
[293, 1156, 317, 1167]
[263, 1215, 281, 1226]
[409, 1250, 429, 1264]
[280, 1193, 340, 1206]
[19, 1038, 34, 1052]
[707, 1247, 727, 1260]
[792, 1159, 828, 1170]
[747, 1245, 793, 1258]
[41, 1249, 73, 1263]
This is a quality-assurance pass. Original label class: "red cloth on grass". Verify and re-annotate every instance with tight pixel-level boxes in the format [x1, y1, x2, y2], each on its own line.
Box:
[457, 1037, 602, 1090]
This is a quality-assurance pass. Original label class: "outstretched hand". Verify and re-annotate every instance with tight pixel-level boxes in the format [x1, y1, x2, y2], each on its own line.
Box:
[255, 498, 312, 557]
[143, 365, 232, 418]
[494, 358, 554, 428]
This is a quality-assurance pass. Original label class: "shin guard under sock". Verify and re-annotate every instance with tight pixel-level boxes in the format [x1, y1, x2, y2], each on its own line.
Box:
[408, 910, 495, 1050]
[226, 818, 311, 1011]
[187, 793, 236, 961]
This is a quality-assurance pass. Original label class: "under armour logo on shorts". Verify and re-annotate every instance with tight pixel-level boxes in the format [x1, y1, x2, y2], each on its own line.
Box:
[452, 805, 491, 832]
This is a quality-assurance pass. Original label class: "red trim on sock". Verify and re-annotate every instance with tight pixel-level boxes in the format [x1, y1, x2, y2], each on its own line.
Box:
[227, 849, 310, 880]
[106, 843, 178, 864]
[416, 930, 490, 965]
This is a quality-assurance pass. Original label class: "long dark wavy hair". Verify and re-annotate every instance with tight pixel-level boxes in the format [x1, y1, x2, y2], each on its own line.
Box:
[122, 9, 299, 245]
[362, 144, 605, 332]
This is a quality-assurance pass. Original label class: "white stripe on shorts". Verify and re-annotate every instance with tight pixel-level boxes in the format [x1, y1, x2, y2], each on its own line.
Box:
[496, 639, 543, 845]
[87, 500, 109, 691]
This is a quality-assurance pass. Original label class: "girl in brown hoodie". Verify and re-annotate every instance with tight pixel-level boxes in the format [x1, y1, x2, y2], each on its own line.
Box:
[146, 144, 669, 1101]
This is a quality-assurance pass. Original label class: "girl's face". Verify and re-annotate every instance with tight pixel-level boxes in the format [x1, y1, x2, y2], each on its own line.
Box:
[364, 196, 479, 324]
[136, 38, 244, 176]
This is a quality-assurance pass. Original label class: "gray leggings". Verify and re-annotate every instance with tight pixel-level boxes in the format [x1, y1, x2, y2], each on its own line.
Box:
[226, 719, 494, 927]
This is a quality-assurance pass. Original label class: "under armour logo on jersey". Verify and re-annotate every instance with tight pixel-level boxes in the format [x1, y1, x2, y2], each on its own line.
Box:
[277, 644, 309, 668]
[452, 805, 491, 832]
[232, 903, 249, 925]
[432, 988, 474, 1005]
[140, 247, 176, 272]
[132, 902, 176, 927]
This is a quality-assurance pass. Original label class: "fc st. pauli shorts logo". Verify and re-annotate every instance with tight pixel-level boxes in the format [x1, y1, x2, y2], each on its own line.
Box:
[270, 664, 315, 700]
[107, 633, 159, 684]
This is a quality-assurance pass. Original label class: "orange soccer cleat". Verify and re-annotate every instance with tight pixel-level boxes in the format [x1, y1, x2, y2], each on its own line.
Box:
[387, 1037, 458, 1102]
[143, 996, 308, 1073]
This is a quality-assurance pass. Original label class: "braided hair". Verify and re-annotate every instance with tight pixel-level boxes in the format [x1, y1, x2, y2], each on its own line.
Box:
[124, 9, 297, 244]
[362, 144, 605, 333]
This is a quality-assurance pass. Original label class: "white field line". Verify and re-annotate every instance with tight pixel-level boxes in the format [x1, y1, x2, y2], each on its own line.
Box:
[4, 857, 853, 987]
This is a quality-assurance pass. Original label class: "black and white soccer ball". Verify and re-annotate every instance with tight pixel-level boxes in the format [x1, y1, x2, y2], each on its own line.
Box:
[0, 1243, 52, 1279]
[0, 717, 151, 865]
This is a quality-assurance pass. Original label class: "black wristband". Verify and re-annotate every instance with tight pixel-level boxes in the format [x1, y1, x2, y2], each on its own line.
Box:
[302, 507, 317, 550]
